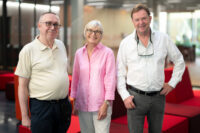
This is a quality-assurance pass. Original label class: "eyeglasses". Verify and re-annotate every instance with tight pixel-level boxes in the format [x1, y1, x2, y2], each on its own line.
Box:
[86, 29, 102, 36]
[137, 42, 154, 56]
[40, 21, 61, 29]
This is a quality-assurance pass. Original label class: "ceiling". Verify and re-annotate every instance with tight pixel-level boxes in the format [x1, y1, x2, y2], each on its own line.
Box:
[9, 0, 200, 12]
[84, 0, 200, 12]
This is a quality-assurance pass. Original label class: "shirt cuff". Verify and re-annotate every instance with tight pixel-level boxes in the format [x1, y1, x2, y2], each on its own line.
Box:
[118, 89, 131, 101]
[168, 80, 177, 89]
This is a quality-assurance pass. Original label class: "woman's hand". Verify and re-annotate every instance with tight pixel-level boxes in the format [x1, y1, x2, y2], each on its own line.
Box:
[69, 97, 78, 115]
[97, 101, 109, 120]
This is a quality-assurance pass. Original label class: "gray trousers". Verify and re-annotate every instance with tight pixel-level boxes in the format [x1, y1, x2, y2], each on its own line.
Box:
[127, 89, 165, 133]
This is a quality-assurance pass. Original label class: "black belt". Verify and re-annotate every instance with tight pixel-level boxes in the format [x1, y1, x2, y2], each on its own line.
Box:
[30, 96, 68, 104]
[127, 84, 161, 96]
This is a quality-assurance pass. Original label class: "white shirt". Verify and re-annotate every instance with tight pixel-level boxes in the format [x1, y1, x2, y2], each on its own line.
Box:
[117, 30, 185, 100]
[15, 36, 69, 100]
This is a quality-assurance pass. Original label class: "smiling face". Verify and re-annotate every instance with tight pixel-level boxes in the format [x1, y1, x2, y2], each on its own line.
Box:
[132, 9, 152, 35]
[85, 26, 102, 45]
[38, 13, 60, 42]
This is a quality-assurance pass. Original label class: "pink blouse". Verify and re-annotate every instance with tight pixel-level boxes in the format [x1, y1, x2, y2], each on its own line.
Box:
[70, 43, 116, 112]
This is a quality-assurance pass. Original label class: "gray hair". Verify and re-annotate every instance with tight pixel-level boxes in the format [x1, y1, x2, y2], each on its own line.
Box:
[84, 20, 103, 37]
[38, 12, 60, 23]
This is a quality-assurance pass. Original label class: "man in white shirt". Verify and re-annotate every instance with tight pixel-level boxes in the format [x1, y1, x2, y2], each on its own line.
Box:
[117, 4, 185, 133]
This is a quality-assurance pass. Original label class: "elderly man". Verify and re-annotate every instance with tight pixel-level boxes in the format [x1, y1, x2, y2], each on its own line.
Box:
[15, 12, 71, 133]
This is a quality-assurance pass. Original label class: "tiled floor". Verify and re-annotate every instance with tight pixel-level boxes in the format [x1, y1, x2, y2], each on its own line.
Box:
[0, 57, 199, 133]
[0, 91, 19, 133]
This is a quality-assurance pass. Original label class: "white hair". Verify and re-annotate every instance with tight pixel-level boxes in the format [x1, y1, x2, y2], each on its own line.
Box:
[38, 12, 60, 23]
[84, 20, 103, 37]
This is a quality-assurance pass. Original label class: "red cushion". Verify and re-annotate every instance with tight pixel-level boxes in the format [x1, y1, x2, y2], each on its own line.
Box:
[165, 66, 194, 103]
[181, 97, 200, 106]
[165, 102, 200, 117]
[0, 73, 14, 90]
[18, 125, 31, 133]
[67, 115, 80, 133]
[165, 102, 200, 133]
[157, 114, 188, 133]
[112, 114, 188, 133]
[110, 122, 129, 133]
[193, 89, 200, 97]
[112, 115, 127, 125]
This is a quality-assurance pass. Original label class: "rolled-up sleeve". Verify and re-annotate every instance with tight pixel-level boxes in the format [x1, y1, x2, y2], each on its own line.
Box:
[70, 52, 80, 98]
[104, 50, 116, 100]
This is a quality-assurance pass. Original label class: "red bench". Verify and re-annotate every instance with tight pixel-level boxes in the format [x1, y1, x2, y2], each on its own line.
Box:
[0, 73, 14, 90]
[165, 66, 200, 133]
[112, 114, 188, 133]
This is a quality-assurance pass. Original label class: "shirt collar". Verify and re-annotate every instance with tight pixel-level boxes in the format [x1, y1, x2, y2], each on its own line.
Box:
[83, 42, 103, 53]
[35, 35, 58, 51]
[133, 29, 155, 44]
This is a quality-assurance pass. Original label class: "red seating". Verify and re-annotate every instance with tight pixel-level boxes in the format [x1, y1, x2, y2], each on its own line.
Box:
[165, 67, 194, 103]
[5, 81, 15, 100]
[67, 116, 81, 133]
[165, 67, 200, 107]
[193, 89, 200, 97]
[18, 125, 31, 133]
[165, 66, 200, 133]
[165, 103, 200, 133]
[112, 114, 188, 133]
[0, 73, 14, 90]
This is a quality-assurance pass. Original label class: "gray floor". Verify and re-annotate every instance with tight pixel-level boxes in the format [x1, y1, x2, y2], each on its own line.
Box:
[0, 91, 19, 133]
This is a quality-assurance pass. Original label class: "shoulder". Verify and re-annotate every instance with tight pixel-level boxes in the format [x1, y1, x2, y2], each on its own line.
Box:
[98, 43, 113, 54]
[153, 30, 169, 39]
[55, 39, 66, 48]
[74, 46, 85, 57]
[19, 40, 36, 55]
[118, 33, 134, 50]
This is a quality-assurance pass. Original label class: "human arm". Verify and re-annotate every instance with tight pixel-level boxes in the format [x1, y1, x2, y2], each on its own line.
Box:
[18, 76, 30, 128]
[70, 52, 80, 115]
[98, 50, 116, 120]
[117, 42, 135, 109]
[165, 35, 185, 89]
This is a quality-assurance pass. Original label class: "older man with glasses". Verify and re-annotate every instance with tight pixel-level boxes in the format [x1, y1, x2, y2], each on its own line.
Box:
[15, 12, 72, 133]
[117, 4, 185, 133]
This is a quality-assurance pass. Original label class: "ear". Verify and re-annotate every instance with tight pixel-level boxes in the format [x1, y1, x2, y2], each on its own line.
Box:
[149, 16, 152, 22]
[38, 22, 41, 29]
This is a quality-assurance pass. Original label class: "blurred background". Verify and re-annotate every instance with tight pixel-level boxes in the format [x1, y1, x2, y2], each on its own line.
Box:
[0, 0, 200, 132]
[0, 0, 200, 72]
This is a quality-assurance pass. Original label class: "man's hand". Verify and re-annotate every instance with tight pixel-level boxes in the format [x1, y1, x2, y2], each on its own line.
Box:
[98, 102, 108, 120]
[124, 96, 135, 109]
[160, 83, 174, 96]
[22, 115, 31, 129]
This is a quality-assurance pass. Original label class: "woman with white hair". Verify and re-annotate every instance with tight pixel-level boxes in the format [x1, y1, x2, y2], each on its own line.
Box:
[70, 20, 116, 133]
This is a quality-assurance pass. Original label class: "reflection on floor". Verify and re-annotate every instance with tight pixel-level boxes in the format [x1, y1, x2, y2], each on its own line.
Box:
[0, 57, 199, 133]
[0, 91, 19, 133]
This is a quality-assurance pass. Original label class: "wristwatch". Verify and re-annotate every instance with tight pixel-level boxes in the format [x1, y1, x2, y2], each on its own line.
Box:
[104, 100, 110, 106]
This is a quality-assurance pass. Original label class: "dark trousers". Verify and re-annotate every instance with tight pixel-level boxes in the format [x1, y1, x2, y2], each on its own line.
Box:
[29, 97, 72, 133]
[127, 89, 165, 133]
